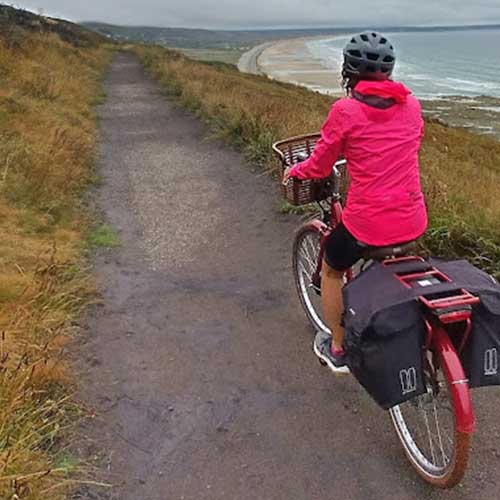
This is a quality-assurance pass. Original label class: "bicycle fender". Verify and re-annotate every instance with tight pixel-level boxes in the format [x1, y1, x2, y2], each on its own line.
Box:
[434, 325, 476, 434]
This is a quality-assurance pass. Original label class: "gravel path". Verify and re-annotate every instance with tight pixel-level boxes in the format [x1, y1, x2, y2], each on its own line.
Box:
[74, 53, 500, 500]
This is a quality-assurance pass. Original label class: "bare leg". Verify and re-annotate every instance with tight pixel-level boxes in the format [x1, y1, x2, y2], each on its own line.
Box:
[321, 260, 345, 351]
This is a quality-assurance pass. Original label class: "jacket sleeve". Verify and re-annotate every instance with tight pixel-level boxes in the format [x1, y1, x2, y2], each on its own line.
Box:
[289, 103, 346, 180]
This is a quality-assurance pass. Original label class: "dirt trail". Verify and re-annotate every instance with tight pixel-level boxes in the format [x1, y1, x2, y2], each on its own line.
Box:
[75, 53, 499, 500]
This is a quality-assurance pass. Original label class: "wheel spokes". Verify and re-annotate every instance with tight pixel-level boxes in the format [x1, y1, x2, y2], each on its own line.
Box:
[421, 401, 437, 465]
[391, 367, 456, 476]
[294, 229, 329, 334]
[298, 248, 316, 273]
[433, 401, 449, 467]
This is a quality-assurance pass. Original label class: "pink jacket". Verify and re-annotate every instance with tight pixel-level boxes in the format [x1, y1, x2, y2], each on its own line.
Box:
[289, 80, 428, 246]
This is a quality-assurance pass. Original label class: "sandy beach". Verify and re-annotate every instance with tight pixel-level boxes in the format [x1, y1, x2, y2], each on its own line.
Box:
[259, 38, 343, 95]
[241, 36, 344, 96]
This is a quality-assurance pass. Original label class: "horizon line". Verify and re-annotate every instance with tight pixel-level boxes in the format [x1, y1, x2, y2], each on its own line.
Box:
[81, 21, 500, 32]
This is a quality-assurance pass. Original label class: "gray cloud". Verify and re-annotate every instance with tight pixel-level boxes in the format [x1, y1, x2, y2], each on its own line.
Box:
[13, 0, 500, 28]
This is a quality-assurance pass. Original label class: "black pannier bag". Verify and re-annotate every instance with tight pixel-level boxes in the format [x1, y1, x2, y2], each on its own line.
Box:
[463, 297, 500, 388]
[428, 259, 500, 389]
[342, 262, 427, 410]
[343, 257, 500, 408]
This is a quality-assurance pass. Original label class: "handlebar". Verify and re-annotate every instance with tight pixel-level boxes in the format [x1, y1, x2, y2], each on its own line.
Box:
[283, 156, 347, 198]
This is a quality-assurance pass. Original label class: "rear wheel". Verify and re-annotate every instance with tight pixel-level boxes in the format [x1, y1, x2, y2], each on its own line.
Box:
[292, 225, 330, 334]
[389, 352, 470, 488]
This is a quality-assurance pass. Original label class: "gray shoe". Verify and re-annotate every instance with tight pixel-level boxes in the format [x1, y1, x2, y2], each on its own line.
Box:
[313, 331, 350, 375]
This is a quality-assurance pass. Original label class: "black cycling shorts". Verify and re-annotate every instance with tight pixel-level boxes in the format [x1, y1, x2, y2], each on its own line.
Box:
[324, 223, 365, 271]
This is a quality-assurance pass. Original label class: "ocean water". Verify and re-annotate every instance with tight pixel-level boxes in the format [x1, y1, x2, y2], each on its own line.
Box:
[306, 29, 500, 100]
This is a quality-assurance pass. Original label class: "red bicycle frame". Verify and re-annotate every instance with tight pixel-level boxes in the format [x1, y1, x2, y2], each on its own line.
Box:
[307, 193, 477, 436]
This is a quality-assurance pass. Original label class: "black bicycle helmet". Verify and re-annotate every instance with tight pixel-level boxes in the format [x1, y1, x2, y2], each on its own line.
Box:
[343, 31, 396, 80]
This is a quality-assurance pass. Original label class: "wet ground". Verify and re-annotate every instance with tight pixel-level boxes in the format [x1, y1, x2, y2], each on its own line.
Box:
[73, 53, 500, 500]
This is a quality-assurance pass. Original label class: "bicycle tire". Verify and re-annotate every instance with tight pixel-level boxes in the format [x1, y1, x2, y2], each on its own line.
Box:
[292, 223, 330, 334]
[389, 348, 471, 488]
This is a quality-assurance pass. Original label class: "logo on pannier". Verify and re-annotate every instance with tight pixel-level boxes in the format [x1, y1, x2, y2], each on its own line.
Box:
[399, 367, 417, 395]
[484, 348, 498, 376]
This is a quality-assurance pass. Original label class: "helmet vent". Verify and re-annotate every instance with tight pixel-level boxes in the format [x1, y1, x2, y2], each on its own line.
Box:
[360, 34, 369, 42]
[371, 32, 377, 37]
[383, 55, 395, 62]
[348, 49, 362, 57]
[351, 37, 356, 43]
[366, 52, 379, 61]
[380, 38, 387, 44]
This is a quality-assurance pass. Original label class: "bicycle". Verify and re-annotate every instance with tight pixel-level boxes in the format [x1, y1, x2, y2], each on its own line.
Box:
[273, 133, 478, 488]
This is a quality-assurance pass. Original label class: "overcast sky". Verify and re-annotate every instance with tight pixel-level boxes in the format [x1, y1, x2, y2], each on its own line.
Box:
[14, 0, 500, 29]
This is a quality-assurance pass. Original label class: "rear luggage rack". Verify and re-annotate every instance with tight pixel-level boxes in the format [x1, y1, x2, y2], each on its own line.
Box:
[419, 292, 479, 312]
[382, 256, 480, 323]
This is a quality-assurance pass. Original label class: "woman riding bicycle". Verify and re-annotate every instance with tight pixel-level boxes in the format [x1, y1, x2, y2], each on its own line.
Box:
[283, 32, 428, 373]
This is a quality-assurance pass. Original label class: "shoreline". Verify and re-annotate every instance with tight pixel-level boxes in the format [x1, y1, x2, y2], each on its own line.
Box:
[237, 41, 274, 75]
[238, 37, 500, 138]
[256, 36, 345, 96]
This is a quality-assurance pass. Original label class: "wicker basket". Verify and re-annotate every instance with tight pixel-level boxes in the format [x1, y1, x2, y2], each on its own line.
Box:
[272, 133, 331, 206]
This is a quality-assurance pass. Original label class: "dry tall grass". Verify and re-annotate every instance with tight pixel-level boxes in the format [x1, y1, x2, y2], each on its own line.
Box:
[134, 45, 500, 277]
[0, 28, 111, 498]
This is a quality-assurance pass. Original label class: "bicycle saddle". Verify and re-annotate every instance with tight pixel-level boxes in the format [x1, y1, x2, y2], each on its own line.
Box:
[362, 240, 418, 261]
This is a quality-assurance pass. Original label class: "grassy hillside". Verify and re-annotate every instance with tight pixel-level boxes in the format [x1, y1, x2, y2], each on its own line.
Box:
[1, 4, 104, 47]
[178, 47, 245, 65]
[0, 8, 111, 499]
[133, 45, 500, 277]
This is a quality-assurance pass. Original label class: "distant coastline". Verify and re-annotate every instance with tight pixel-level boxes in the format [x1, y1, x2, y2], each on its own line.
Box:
[238, 33, 500, 138]
[84, 21, 500, 49]
[242, 36, 344, 95]
[238, 35, 345, 97]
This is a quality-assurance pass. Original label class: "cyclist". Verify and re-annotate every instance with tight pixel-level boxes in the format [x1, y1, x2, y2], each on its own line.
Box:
[283, 32, 428, 373]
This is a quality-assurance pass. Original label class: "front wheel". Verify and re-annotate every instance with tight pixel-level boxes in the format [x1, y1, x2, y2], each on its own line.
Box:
[389, 347, 472, 488]
[292, 224, 330, 334]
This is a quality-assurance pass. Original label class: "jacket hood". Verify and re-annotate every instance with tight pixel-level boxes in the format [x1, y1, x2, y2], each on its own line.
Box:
[354, 80, 412, 104]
